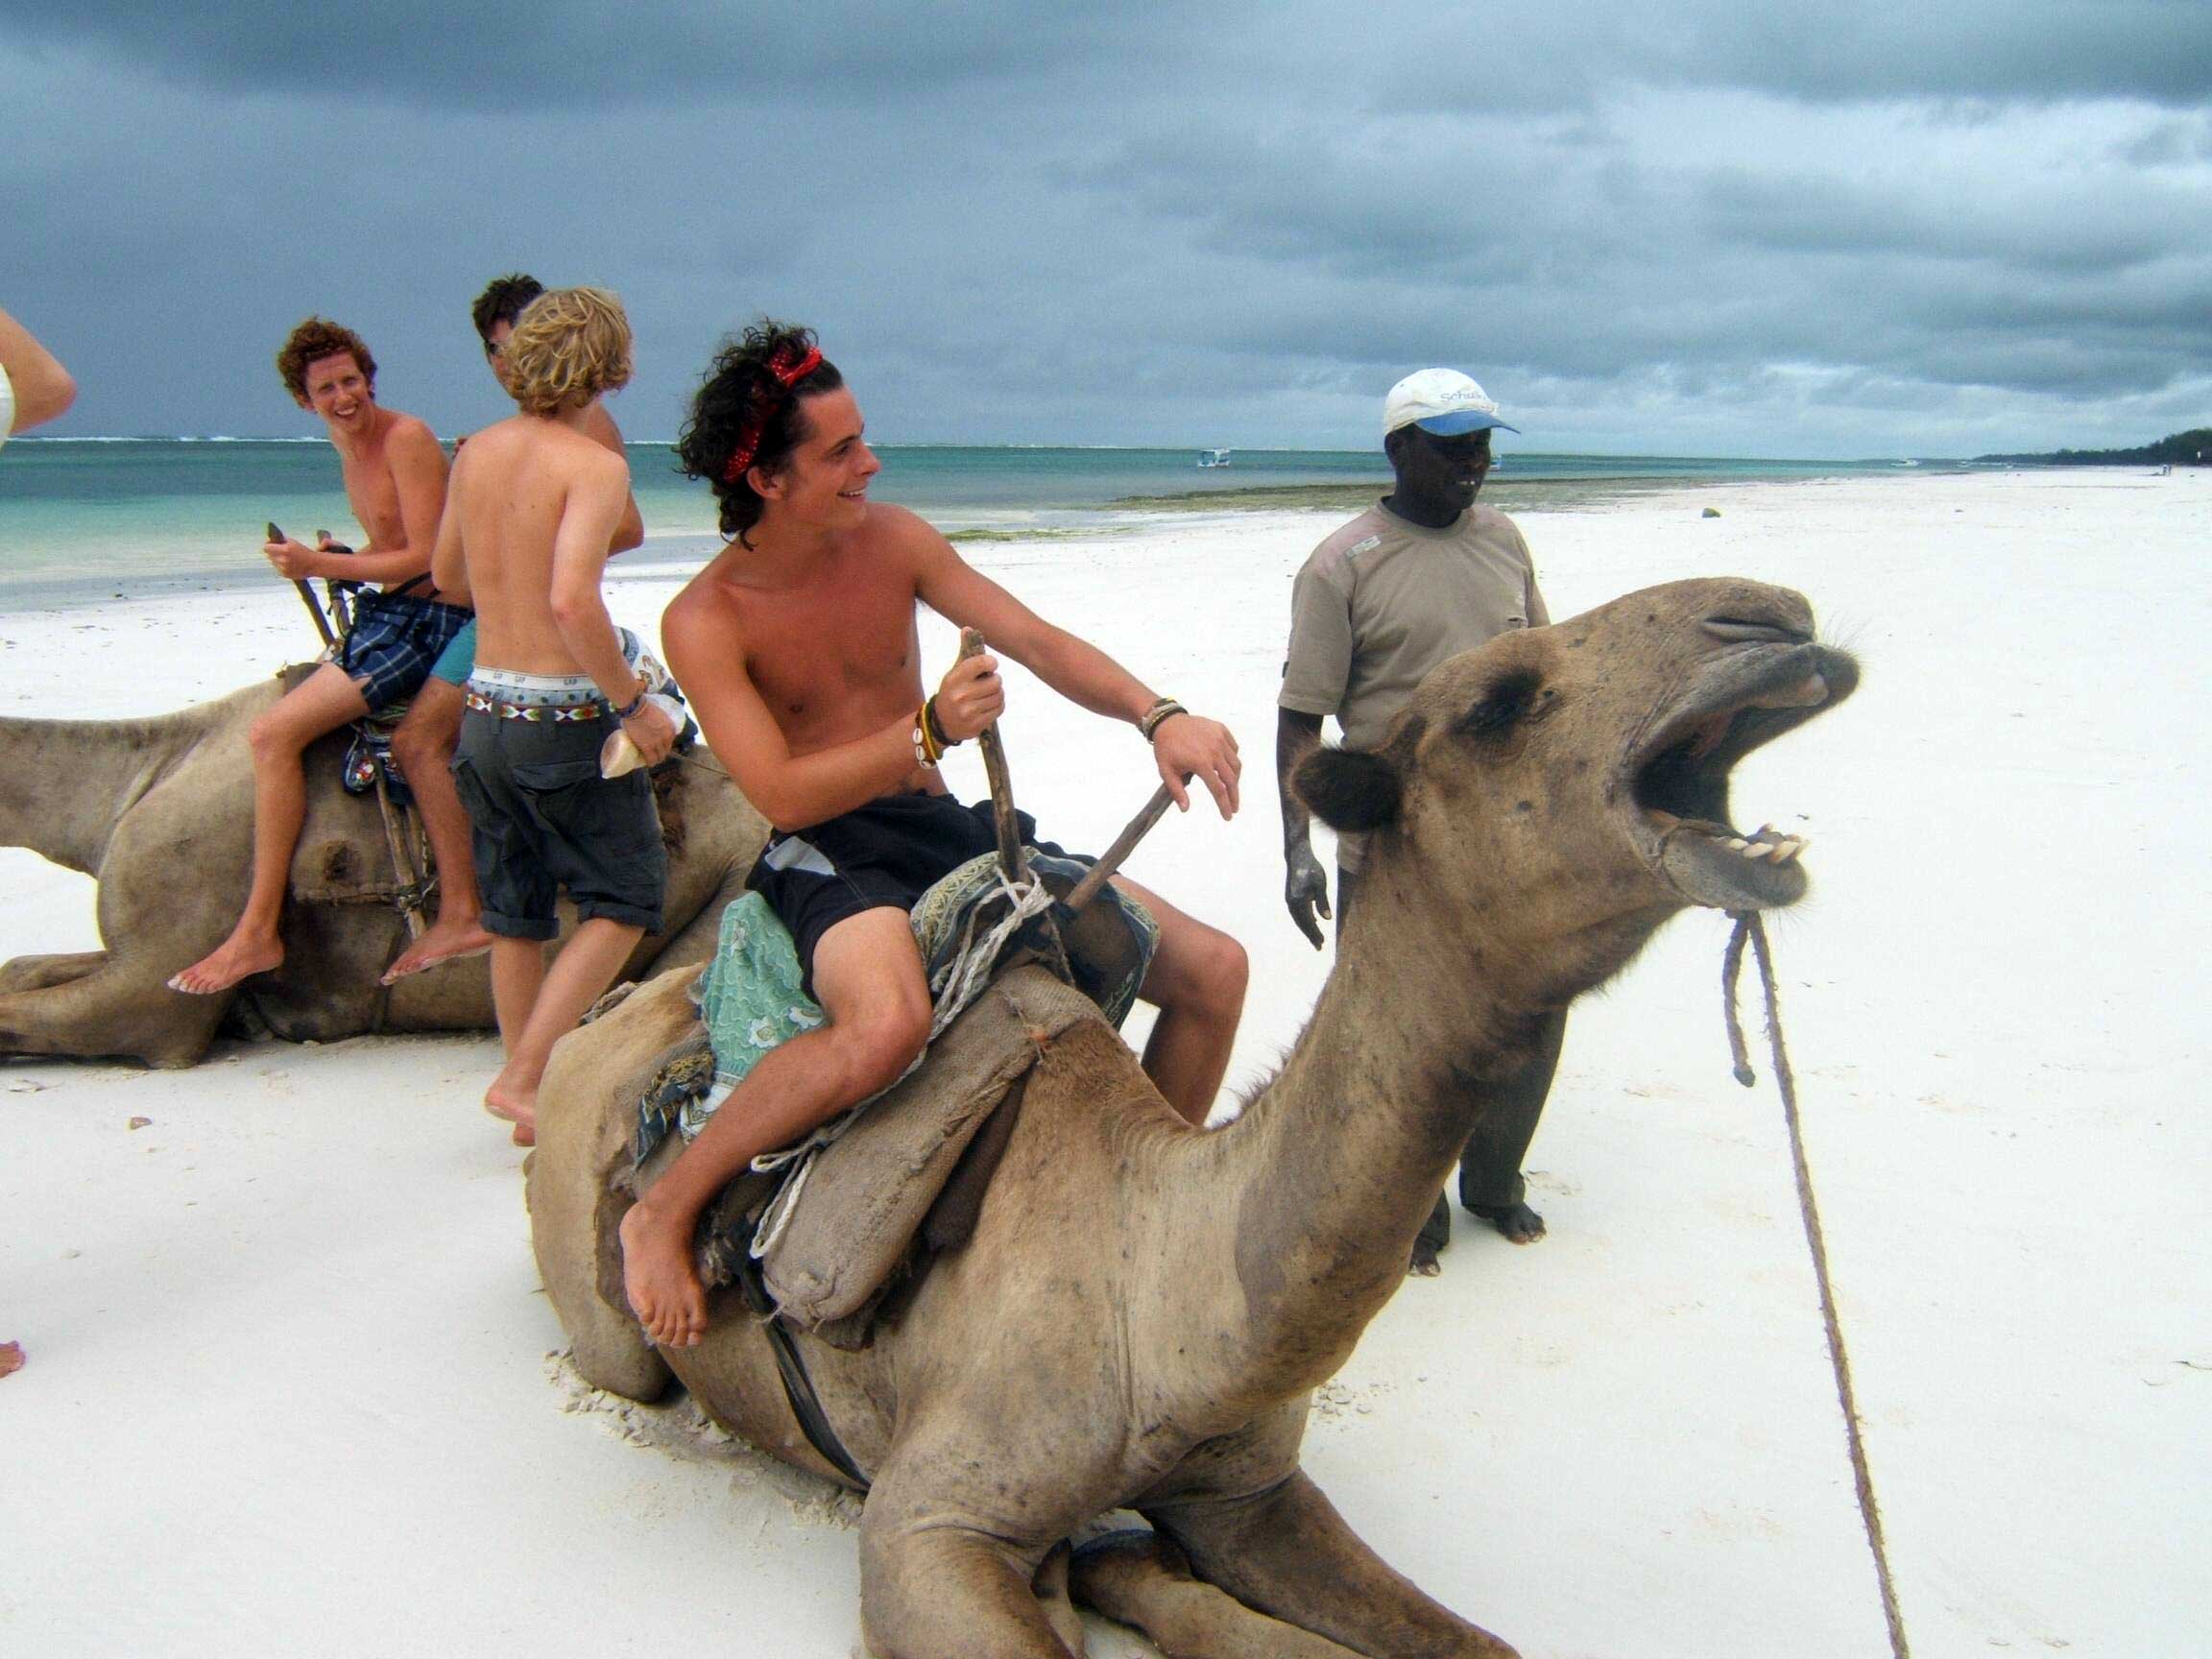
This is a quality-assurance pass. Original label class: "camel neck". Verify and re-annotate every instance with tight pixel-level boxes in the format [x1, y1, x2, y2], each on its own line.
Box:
[0, 707, 198, 875]
[1200, 860, 1562, 1407]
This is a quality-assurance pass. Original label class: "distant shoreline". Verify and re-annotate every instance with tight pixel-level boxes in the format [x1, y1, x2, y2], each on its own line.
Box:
[1112, 474, 1751, 513]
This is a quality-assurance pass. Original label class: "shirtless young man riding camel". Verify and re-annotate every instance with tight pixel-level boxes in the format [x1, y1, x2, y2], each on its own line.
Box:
[619, 322, 1249, 1348]
[171, 318, 465, 995]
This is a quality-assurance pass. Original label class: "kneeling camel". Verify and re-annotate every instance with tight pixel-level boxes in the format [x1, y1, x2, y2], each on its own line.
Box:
[529, 577, 1860, 1658]
[0, 667, 764, 1069]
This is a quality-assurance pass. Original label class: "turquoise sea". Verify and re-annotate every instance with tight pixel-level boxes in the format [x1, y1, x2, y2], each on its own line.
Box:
[0, 440, 1922, 610]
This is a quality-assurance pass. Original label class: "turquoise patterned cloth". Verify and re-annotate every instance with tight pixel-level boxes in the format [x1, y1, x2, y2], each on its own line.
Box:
[632, 852, 1157, 1167]
[685, 891, 826, 1142]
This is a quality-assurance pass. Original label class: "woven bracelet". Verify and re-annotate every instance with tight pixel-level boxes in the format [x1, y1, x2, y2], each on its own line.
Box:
[1139, 698, 1187, 742]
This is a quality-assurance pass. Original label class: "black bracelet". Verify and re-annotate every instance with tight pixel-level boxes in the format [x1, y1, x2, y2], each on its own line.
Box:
[924, 694, 957, 750]
[1138, 698, 1187, 742]
[613, 688, 648, 721]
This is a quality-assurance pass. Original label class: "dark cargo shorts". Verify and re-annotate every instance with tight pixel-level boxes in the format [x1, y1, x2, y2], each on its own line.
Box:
[452, 707, 667, 940]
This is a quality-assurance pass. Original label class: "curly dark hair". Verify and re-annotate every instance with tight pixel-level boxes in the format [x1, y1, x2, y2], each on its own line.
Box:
[275, 317, 376, 404]
[470, 273, 545, 346]
[675, 320, 845, 541]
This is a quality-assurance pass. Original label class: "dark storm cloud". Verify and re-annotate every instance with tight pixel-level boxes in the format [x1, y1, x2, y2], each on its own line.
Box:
[10, 0, 2207, 114]
[1648, 1, 2212, 107]
[1698, 169, 2203, 274]
[0, 1, 1183, 109]
[5, 1, 2209, 455]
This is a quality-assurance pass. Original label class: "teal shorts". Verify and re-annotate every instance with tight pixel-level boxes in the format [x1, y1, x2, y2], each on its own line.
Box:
[427, 616, 478, 686]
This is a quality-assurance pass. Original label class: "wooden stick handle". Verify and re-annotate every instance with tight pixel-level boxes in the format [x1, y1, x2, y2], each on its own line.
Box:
[294, 580, 336, 648]
[1060, 784, 1175, 916]
[956, 628, 1026, 881]
[370, 774, 427, 938]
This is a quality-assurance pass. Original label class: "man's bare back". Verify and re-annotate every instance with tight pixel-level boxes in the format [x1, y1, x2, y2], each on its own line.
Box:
[439, 414, 632, 676]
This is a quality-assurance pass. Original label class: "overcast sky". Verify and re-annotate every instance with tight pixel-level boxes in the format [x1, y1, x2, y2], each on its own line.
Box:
[5, 1, 2207, 456]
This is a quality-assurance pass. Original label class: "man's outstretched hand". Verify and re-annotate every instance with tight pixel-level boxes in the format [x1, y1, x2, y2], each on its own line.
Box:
[1152, 712, 1241, 818]
[1285, 841, 1332, 948]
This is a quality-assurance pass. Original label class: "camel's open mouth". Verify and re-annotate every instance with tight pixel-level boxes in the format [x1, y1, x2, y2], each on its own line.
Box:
[1625, 630, 1859, 910]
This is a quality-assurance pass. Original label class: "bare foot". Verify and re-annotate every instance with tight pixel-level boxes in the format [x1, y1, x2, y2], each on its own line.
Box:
[167, 933, 283, 996]
[618, 1199, 709, 1349]
[483, 1077, 537, 1143]
[381, 918, 497, 984]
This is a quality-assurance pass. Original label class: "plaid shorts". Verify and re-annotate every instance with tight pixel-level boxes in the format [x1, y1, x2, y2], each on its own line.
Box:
[337, 590, 473, 713]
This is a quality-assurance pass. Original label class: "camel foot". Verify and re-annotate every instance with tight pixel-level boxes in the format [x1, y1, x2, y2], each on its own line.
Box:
[617, 1197, 709, 1350]
[1469, 1200, 1547, 1244]
[381, 919, 496, 984]
[167, 935, 284, 997]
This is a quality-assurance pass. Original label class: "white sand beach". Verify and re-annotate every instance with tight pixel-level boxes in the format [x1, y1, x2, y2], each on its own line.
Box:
[3, 468, 2206, 1658]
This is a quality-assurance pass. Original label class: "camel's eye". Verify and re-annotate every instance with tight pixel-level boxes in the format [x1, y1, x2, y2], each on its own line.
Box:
[1703, 616, 1809, 645]
[1455, 668, 1542, 742]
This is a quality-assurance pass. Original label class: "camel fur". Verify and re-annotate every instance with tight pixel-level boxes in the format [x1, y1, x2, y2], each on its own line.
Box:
[526, 577, 1861, 1658]
[0, 666, 766, 1068]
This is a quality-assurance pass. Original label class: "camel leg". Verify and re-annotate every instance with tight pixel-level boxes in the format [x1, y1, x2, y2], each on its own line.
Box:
[0, 951, 108, 994]
[524, 970, 702, 1402]
[0, 964, 225, 1069]
[1035, 1542, 1088, 1657]
[1071, 1529, 1365, 1659]
[1145, 1471, 1519, 1659]
[858, 1474, 1082, 1659]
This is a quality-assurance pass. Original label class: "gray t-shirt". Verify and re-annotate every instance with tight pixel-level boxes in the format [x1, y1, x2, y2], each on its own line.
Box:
[1280, 500, 1549, 754]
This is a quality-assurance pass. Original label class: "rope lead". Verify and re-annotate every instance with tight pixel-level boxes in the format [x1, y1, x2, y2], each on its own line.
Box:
[1722, 911, 1912, 1659]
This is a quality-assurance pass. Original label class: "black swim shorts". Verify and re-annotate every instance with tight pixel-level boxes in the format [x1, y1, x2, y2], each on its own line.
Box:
[748, 792, 1073, 998]
[452, 707, 667, 940]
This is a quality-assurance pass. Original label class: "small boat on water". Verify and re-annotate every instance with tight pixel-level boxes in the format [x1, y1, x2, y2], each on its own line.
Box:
[1197, 448, 1233, 469]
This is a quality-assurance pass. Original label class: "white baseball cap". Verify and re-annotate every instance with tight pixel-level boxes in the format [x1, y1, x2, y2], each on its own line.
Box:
[1383, 368, 1517, 438]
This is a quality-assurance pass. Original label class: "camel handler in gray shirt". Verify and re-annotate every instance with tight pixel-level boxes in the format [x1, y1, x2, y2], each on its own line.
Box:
[1276, 368, 1562, 1271]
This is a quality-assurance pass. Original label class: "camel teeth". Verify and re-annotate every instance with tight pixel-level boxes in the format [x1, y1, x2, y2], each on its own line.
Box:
[1770, 840, 1802, 864]
[1742, 843, 1776, 860]
[1723, 837, 1750, 852]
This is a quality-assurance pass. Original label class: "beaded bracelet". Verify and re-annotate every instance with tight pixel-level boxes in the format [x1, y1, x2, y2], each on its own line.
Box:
[613, 685, 649, 722]
[1138, 697, 1187, 742]
[911, 707, 937, 769]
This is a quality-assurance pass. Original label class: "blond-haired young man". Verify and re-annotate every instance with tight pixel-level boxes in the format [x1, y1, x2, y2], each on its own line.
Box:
[430, 287, 674, 1144]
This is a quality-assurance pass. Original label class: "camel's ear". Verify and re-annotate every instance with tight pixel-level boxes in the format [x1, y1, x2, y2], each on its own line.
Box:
[1295, 745, 1402, 832]
[1453, 666, 1543, 744]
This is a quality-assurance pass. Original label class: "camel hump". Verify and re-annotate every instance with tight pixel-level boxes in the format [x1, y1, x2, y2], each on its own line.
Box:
[760, 965, 1110, 1335]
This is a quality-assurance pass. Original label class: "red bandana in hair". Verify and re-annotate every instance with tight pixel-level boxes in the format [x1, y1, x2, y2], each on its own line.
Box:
[722, 345, 825, 484]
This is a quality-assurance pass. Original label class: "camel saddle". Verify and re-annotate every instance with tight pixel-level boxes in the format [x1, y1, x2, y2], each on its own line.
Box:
[630, 965, 1111, 1350]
